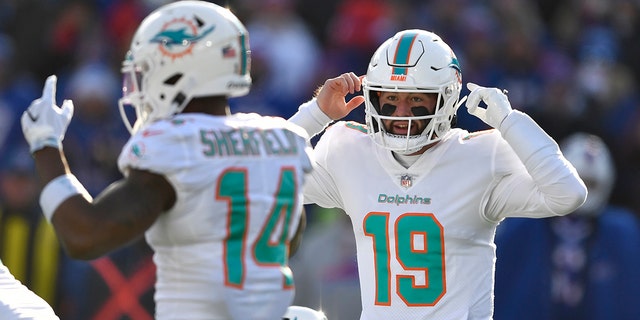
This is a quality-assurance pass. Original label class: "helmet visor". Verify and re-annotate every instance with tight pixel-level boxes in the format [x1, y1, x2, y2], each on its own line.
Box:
[121, 65, 143, 104]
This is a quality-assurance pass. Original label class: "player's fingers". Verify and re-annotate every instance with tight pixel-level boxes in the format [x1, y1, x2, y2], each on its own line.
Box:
[467, 82, 482, 92]
[468, 103, 487, 120]
[340, 73, 353, 93]
[465, 89, 481, 112]
[327, 75, 349, 94]
[42, 75, 57, 104]
[348, 72, 362, 92]
[61, 99, 74, 119]
[345, 95, 365, 111]
[341, 72, 359, 94]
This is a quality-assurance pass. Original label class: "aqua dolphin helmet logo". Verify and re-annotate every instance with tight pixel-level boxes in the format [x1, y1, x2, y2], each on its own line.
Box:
[150, 17, 215, 60]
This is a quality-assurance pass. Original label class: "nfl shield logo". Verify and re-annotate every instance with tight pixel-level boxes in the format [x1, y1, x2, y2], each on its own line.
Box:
[400, 174, 412, 188]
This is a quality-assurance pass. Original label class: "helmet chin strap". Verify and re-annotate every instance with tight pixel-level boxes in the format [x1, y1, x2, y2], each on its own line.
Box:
[455, 95, 467, 110]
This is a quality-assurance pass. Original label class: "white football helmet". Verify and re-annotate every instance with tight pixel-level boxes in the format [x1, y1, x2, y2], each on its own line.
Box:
[560, 132, 615, 216]
[363, 29, 463, 154]
[118, 0, 251, 134]
[282, 306, 328, 320]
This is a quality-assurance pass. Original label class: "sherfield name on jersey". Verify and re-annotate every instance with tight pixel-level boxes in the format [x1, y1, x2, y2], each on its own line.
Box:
[199, 127, 300, 157]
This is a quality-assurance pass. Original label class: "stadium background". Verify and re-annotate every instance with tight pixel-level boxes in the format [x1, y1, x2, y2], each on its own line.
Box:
[0, 0, 639, 319]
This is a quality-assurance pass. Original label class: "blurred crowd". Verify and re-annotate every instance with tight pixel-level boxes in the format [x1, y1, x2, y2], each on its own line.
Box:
[0, 0, 639, 319]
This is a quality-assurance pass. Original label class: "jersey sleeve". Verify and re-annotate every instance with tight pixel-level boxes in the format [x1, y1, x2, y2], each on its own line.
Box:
[485, 111, 588, 221]
[288, 98, 333, 139]
[117, 121, 191, 180]
[280, 117, 314, 176]
[301, 122, 348, 209]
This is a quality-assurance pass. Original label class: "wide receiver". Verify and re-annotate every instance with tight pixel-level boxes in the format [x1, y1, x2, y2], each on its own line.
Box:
[21, 1, 312, 319]
[289, 29, 586, 319]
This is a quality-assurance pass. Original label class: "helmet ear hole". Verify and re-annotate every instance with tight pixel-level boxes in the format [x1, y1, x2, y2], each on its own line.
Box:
[173, 92, 186, 107]
[164, 73, 183, 85]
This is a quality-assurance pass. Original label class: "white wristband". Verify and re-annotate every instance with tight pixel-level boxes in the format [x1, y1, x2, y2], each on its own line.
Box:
[39, 174, 93, 223]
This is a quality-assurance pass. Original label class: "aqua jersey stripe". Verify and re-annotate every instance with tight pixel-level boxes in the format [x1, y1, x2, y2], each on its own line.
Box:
[239, 34, 248, 75]
[392, 32, 418, 75]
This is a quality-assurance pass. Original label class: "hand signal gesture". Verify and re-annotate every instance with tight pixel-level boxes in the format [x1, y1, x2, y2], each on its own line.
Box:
[465, 82, 513, 129]
[315, 72, 365, 120]
[21, 75, 74, 153]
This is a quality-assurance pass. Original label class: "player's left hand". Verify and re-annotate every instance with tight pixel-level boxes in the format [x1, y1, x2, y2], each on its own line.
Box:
[465, 82, 513, 129]
[21, 75, 74, 153]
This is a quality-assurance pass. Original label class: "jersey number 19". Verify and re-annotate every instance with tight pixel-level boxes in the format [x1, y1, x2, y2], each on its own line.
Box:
[364, 212, 446, 306]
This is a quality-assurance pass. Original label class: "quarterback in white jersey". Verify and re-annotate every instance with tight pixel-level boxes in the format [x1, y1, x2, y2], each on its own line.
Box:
[290, 30, 586, 320]
[21, 2, 312, 319]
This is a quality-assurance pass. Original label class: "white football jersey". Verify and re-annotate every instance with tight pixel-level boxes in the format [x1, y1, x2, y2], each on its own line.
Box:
[0, 260, 59, 319]
[302, 113, 585, 320]
[118, 113, 312, 320]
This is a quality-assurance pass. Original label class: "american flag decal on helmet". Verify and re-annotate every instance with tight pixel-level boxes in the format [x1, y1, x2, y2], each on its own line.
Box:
[222, 46, 236, 58]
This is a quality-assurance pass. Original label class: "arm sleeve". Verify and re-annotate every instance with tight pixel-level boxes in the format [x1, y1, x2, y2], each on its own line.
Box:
[485, 111, 587, 221]
[300, 125, 345, 209]
[288, 98, 333, 139]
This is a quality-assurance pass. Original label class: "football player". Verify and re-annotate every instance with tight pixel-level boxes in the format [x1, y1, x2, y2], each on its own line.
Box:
[21, 1, 312, 319]
[0, 259, 59, 319]
[289, 29, 587, 319]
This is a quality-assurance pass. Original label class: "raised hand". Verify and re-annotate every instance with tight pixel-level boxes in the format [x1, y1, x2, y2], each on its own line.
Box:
[315, 72, 366, 120]
[21, 75, 74, 153]
[465, 82, 513, 129]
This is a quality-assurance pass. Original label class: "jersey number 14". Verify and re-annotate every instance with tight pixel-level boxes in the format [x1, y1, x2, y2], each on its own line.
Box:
[218, 168, 298, 289]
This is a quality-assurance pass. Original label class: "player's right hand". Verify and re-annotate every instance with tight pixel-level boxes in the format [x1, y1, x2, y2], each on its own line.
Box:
[315, 72, 365, 120]
[21, 75, 74, 153]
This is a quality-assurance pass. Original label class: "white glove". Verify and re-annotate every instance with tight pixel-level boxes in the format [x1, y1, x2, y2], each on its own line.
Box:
[465, 82, 513, 129]
[21, 75, 74, 153]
